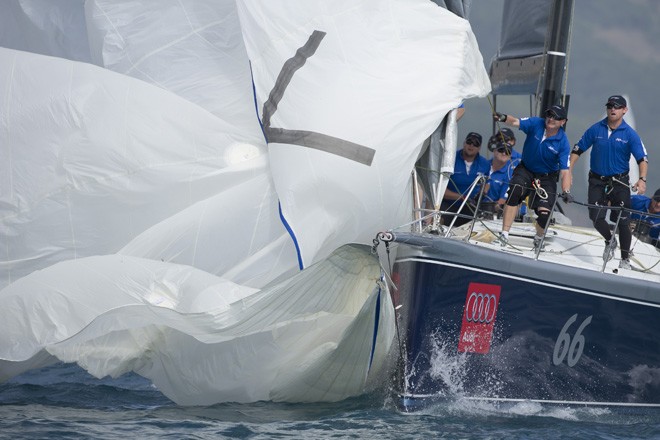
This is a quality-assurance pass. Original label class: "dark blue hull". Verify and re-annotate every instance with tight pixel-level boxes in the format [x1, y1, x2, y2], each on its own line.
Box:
[391, 233, 660, 409]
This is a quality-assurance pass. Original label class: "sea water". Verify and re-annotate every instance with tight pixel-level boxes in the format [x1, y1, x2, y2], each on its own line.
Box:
[2, 363, 660, 439]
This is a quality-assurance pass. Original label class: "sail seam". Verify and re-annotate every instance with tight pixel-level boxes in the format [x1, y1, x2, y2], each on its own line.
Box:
[261, 30, 375, 166]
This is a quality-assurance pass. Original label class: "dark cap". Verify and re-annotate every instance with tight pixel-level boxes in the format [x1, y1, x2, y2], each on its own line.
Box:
[488, 133, 513, 152]
[545, 104, 568, 120]
[606, 95, 627, 107]
[465, 132, 482, 147]
[500, 127, 515, 141]
[653, 188, 660, 202]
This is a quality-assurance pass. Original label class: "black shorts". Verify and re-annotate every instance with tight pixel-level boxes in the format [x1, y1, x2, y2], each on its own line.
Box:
[506, 163, 558, 212]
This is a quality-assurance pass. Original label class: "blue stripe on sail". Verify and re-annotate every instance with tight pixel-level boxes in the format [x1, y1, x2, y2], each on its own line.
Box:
[247, 61, 267, 142]
[368, 286, 382, 371]
[278, 202, 304, 270]
[249, 65, 303, 270]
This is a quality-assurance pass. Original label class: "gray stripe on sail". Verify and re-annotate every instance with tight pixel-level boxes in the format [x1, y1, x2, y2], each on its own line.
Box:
[266, 127, 375, 166]
[261, 30, 376, 167]
[262, 30, 326, 128]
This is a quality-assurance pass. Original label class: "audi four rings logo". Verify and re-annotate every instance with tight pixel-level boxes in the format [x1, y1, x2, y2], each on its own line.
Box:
[465, 292, 498, 323]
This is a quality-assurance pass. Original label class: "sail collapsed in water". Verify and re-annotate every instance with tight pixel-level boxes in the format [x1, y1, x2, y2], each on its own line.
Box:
[0, 0, 490, 404]
[0, 244, 394, 405]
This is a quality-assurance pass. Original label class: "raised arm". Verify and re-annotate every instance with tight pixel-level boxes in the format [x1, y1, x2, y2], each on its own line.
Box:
[493, 112, 520, 128]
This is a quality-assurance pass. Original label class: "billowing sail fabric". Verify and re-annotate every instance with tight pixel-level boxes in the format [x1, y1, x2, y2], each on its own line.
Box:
[0, 46, 293, 289]
[238, 0, 490, 268]
[0, 245, 394, 405]
[0, 0, 489, 405]
[0, 0, 293, 290]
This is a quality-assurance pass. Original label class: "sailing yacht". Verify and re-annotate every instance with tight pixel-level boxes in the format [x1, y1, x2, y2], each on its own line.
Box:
[386, 0, 660, 410]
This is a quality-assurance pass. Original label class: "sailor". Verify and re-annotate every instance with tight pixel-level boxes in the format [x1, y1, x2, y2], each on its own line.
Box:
[484, 141, 515, 216]
[570, 95, 649, 270]
[488, 127, 521, 160]
[630, 188, 660, 246]
[492, 104, 572, 250]
[441, 131, 490, 226]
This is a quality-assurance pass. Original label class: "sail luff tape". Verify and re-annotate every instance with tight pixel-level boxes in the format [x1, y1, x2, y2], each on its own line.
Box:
[547, 51, 566, 57]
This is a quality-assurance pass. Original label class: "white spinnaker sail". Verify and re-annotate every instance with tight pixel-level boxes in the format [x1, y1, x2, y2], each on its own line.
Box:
[0, 0, 292, 290]
[0, 46, 295, 290]
[0, 0, 490, 405]
[0, 245, 393, 405]
[238, 0, 491, 267]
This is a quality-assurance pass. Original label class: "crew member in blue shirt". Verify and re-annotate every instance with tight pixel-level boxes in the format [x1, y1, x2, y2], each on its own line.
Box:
[441, 131, 490, 226]
[570, 95, 649, 269]
[493, 104, 572, 249]
[485, 142, 517, 214]
[630, 188, 660, 246]
[488, 128, 521, 160]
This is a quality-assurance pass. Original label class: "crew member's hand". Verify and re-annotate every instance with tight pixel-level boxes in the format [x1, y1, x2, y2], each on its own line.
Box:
[561, 191, 574, 204]
[494, 112, 507, 122]
[636, 179, 647, 195]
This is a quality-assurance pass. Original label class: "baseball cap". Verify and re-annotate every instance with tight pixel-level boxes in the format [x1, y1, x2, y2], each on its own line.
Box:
[606, 95, 627, 107]
[653, 188, 660, 202]
[545, 104, 567, 120]
[500, 127, 515, 141]
[487, 133, 513, 152]
[465, 132, 482, 147]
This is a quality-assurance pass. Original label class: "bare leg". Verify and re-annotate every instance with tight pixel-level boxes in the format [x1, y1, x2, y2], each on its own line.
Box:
[501, 205, 518, 233]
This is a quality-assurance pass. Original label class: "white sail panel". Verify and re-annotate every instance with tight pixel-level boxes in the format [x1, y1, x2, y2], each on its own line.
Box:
[238, 0, 491, 267]
[0, 47, 280, 289]
[85, 0, 262, 129]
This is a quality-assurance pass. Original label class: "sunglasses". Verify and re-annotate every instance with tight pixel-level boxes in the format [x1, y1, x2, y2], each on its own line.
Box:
[606, 103, 624, 110]
[496, 147, 511, 154]
[544, 111, 563, 120]
[466, 139, 481, 147]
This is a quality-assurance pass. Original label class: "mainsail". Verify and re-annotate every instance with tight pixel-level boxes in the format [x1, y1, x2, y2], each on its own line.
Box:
[490, 0, 574, 114]
[0, 0, 490, 405]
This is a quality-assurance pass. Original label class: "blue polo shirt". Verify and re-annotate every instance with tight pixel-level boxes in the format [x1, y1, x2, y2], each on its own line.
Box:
[574, 118, 647, 176]
[447, 149, 490, 198]
[486, 159, 514, 202]
[518, 117, 571, 174]
[631, 195, 660, 240]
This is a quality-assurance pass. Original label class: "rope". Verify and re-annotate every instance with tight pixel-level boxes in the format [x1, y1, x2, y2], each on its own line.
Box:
[612, 175, 636, 192]
[486, 95, 509, 146]
[532, 178, 549, 200]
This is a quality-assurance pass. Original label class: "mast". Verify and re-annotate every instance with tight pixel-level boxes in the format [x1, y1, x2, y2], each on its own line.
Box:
[537, 0, 574, 115]
[489, 0, 575, 118]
